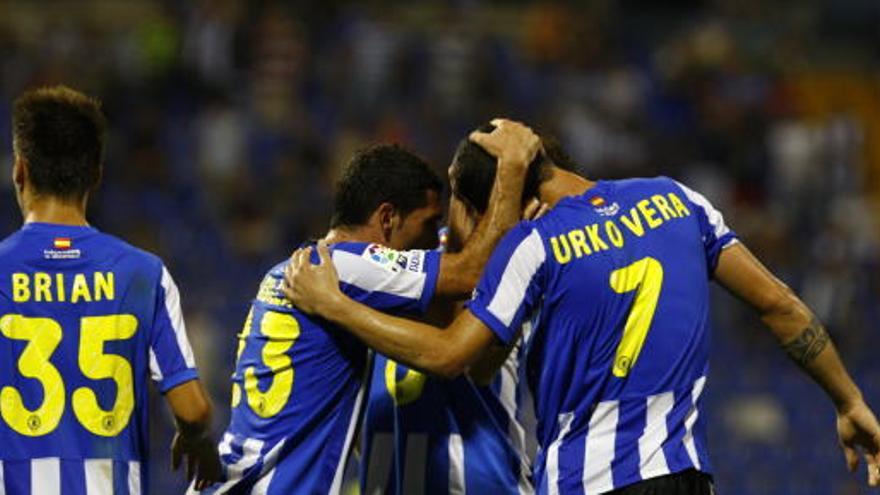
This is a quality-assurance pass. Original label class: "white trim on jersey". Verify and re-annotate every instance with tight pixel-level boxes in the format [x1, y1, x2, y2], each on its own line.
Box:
[128, 461, 142, 495]
[218, 432, 234, 456]
[197, 437, 267, 495]
[496, 324, 535, 494]
[250, 466, 276, 495]
[520, 305, 541, 471]
[231, 437, 266, 479]
[639, 392, 675, 480]
[673, 181, 733, 241]
[149, 348, 163, 382]
[84, 459, 113, 495]
[0, 461, 5, 495]
[486, 229, 546, 327]
[160, 266, 196, 368]
[582, 401, 618, 494]
[683, 376, 707, 469]
[547, 412, 574, 495]
[448, 433, 466, 495]
[329, 367, 370, 495]
[250, 440, 287, 495]
[332, 249, 427, 301]
[31, 458, 60, 495]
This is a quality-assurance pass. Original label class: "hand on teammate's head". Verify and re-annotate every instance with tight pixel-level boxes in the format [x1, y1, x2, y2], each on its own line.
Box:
[468, 118, 542, 168]
[522, 198, 550, 221]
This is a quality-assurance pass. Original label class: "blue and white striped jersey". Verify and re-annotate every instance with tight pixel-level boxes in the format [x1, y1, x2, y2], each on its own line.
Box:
[0, 222, 198, 495]
[466, 178, 737, 494]
[361, 342, 535, 495]
[203, 242, 440, 495]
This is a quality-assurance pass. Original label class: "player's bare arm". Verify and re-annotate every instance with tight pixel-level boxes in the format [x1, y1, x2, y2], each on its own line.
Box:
[434, 118, 540, 299]
[714, 242, 880, 486]
[285, 242, 494, 378]
[165, 380, 222, 491]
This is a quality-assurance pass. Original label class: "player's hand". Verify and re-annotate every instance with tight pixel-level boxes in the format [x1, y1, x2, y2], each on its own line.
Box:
[470, 118, 541, 170]
[171, 432, 222, 491]
[522, 198, 550, 221]
[283, 241, 343, 316]
[836, 399, 880, 486]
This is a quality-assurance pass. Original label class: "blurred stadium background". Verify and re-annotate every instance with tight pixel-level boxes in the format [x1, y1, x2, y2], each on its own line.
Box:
[1, 1, 878, 493]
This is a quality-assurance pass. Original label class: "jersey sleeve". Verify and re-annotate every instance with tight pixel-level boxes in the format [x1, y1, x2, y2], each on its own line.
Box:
[465, 224, 547, 345]
[328, 244, 441, 316]
[148, 265, 199, 393]
[673, 181, 739, 272]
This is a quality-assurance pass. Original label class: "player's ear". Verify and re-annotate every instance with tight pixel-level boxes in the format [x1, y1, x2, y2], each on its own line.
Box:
[12, 155, 27, 191]
[376, 202, 397, 240]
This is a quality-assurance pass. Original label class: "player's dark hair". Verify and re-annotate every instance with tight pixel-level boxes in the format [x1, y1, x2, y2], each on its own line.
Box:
[450, 124, 575, 213]
[330, 144, 443, 228]
[12, 86, 106, 200]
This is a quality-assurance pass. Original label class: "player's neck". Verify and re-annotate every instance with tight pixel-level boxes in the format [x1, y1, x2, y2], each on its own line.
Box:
[538, 168, 597, 208]
[323, 225, 385, 246]
[23, 195, 89, 227]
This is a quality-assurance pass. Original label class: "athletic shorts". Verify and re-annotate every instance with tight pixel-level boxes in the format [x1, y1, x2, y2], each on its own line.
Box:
[606, 469, 714, 495]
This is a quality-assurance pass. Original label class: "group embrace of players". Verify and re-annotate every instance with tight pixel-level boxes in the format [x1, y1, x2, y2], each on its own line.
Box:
[0, 85, 878, 495]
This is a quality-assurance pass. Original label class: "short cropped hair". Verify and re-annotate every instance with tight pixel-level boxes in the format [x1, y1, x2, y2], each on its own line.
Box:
[330, 144, 443, 228]
[450, 123, 574, 214]
[12, 85, 106, 200]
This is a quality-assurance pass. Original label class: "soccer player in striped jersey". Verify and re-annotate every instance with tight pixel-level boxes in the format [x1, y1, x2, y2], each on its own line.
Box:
[361, 208, 535, 495]
[198, 121, 539, 494]
[361, 135, 578, 495]
[285, 123, 880, 494]
[0, 86, 220, 494]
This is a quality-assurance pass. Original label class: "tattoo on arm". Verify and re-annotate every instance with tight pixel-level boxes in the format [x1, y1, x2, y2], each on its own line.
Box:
[783, 317, 830, 367]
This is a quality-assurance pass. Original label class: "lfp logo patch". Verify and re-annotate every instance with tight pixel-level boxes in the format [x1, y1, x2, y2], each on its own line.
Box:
[364, 244, 403, 272]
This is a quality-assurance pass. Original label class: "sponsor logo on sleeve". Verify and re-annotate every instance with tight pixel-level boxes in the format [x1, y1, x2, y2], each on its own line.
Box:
[364, 244, 403, 272]
[363, 244, 425, 273]
[405, 250, 424, 273]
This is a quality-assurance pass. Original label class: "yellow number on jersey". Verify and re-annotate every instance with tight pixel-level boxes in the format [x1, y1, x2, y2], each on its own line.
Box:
[385, 360, 426, 405]
[243, 311, 301, 418]
[0, 315, 66, 436]
[230, 308, 254, 408]
[72, 315, 138, 436]
[609, 257, 664, 377]
[0, 314, 138, 437]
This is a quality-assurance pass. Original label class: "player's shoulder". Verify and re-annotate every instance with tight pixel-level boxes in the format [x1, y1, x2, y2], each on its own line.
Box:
[262, 241, 379, 280]
[333, 242, 435, 282]
[93, 231, 166, 273]
[0, 230, 25, 257]
[604, 175, 684, 195]
[267, 241, 435, 285]
[491, 220, 549, 259]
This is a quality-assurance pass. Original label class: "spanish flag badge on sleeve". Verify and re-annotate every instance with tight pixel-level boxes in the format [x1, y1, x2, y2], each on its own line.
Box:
[53, 237, 72, 250]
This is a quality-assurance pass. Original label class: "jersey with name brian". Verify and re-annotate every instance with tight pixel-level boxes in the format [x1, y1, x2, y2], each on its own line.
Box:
[466, 177, 737, 494]
[200, 243, 440, 495]
[0, 222, 198, 495]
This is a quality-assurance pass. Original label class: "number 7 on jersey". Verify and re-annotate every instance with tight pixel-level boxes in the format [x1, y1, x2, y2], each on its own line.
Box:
[609, 257, 664, 377]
